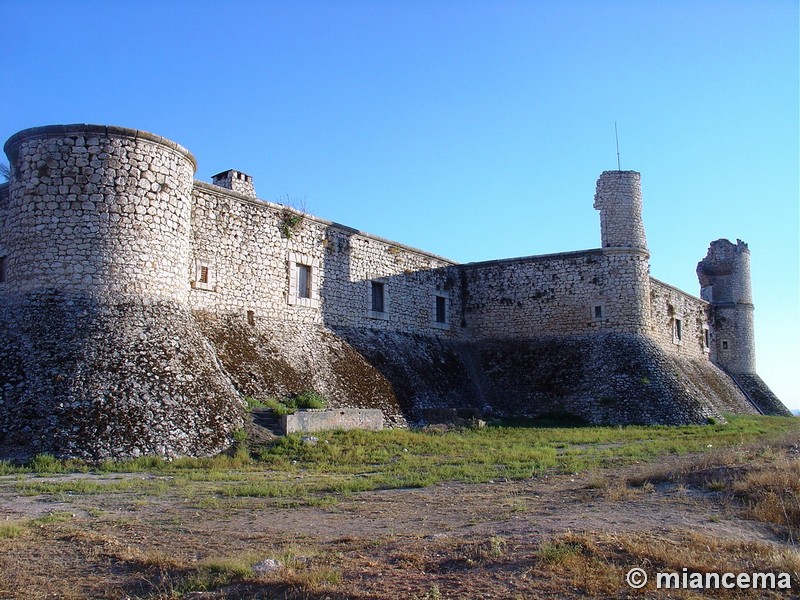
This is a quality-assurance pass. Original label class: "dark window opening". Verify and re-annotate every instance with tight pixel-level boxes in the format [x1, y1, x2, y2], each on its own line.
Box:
[436, 296, 447, 323]
[199, 265, 209, 284]
[722, 340, 729, 350]
[703, 329, 710, 348]
[297, 264, 312, 299]
[247, 310, 255, 326]
[594, 305, 603, 319]
[0, 256, 6, 283]
[675, 319, 683, 341]
[371, 281, 385, 313]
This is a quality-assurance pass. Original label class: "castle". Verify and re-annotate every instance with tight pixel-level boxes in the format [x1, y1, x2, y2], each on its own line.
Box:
[0, 124, 790, 459]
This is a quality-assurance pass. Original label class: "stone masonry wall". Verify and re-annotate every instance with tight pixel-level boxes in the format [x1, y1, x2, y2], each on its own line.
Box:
[189, 182, 462, 338]
[460, 248, 651, 339]
[2, 125, 195, 304]
[648, 277, 711, 360]
[0, 183, 8, 271]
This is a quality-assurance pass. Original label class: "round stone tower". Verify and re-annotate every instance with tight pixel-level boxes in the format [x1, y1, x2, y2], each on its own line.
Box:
[3, 124, 195, 303]
[593, 170, 648, 251]
[592, 170, 651, 334]
[0, 125, 243, 460]
[697, 239, 756, 373]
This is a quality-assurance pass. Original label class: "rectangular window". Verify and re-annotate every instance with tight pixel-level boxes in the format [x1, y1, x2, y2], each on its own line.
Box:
[722, 340, 729, 350]
[703, 327, 710, 349]
[297, 264, 312, 299]
[674, 318, 683, 342]
[371, 281, 385, 313]
[247, 310, 255, 326]
[435, 296, 447, 323]
[199, 265, 209, 284]
[287, 252, 319, 308]
[0, 256, 5, 283]
[594, 305, 603, 319]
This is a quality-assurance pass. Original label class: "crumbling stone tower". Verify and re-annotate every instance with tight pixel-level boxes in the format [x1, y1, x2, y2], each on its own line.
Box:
[697, 239, 790, 415]
[592, 170, 651, 333]
[697, 239, 754, 373]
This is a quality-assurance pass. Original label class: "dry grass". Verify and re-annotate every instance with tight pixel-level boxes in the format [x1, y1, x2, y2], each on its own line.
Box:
[627, 433, 800, 542]
[0, 418, 796, 599]
[733, 456, 800, 543]
[530, 530, 800, 598]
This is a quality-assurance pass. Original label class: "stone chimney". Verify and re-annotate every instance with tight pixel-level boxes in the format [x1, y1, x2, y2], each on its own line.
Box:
[211, 169, 256, 199]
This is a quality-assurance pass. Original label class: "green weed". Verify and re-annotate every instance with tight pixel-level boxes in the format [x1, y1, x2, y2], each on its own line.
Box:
[0, 522, 25, 538]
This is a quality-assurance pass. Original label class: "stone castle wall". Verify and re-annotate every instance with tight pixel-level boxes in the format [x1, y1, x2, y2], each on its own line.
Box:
[2, 125, 195, 304]
[648, 277, 711, 361]
[0, 183, 8, 268]
[460, 248, 651, 339]
[0, 123, 789, 459]
[188, 182, 462, 337]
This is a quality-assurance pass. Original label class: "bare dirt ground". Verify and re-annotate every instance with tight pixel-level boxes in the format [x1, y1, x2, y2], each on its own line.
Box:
[0, 450, 798, 599]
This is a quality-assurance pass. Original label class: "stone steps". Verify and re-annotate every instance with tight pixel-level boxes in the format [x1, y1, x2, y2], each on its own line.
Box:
[250, 407, 284, 436]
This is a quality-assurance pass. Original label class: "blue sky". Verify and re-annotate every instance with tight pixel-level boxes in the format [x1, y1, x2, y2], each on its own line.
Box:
[3, 1, 798, 410]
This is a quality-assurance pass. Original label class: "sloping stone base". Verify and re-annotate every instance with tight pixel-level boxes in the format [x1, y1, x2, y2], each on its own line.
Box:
[0, 293, 243, 460]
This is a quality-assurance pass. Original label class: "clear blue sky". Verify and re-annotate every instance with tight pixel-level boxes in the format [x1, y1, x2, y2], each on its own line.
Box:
[3, 1, 798, 410]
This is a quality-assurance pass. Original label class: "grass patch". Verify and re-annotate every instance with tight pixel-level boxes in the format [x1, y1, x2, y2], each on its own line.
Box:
[532, 530, 800, 596]
[0, 522, 25, 539]
[16, 477, 175, 497]
[30, 511, 73, 526]
[7, 415, 797, 506]
[733, 455, 800, 542]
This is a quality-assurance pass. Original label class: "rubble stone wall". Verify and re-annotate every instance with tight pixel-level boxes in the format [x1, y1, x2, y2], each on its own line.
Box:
[460, 248, 651, 338]
[648, 277, 711, 360]
[2, 125, 195, 303]
[189, 182, 462, 337]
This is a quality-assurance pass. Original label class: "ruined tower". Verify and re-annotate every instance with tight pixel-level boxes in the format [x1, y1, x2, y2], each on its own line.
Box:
[592, 170, 651, 333]
[697, 239, 754, 373]
[697, 239, 790, 415]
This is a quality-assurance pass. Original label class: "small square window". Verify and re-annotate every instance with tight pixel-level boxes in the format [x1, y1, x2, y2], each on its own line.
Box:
[591, 303, 606, 321]
[366, 279, 389, 320]
[371, 281, 385, 313]
[194, 261, 214, 291]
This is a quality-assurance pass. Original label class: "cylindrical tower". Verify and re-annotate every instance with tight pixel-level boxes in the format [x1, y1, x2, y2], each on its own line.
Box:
[593, 170, 651, 334]
[2, 124, 196, 304]
[697, 239, 756, 373]
[593, 170, 648, 251]
[0, 125, 243, 460]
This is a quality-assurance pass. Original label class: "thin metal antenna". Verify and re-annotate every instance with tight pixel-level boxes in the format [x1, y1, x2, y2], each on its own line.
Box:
[614, 122, 621, 170]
